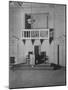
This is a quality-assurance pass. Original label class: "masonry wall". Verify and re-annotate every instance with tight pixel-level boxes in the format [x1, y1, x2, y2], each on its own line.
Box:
[9, 3, 66, 66]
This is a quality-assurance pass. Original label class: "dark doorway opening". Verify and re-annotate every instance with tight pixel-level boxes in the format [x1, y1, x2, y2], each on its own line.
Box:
[34, 46, 40, 64]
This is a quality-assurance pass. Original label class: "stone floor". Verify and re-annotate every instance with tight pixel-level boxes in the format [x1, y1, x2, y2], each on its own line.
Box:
[9, 64, 66, 89]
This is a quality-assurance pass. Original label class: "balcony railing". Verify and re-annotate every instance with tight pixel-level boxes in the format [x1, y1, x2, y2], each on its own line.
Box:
[21, 29, 49, 40]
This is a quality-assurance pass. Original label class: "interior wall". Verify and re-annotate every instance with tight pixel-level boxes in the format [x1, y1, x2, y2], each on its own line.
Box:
[9, 7, 25, 63]
[9, 3, 66, 66]
[54, 5, 66, 66]
[32, 14, 48, 29]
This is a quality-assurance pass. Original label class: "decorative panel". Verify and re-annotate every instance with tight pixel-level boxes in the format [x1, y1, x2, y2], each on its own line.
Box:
[40, 31, 48, 38]
[31, 31, 39, 38]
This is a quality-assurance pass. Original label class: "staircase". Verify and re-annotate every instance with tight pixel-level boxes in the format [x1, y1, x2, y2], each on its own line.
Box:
[10, 63, 54, 70]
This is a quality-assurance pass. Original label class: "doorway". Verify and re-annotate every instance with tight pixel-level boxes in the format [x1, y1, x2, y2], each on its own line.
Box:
[34, 45, 40, 64]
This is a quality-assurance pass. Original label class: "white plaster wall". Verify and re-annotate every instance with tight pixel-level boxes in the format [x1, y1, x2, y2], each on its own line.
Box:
[25, 40, 33, 56]
[54, 5, 66, 66]
[41, 40, 49, 56]
[9, 7, 25, 64]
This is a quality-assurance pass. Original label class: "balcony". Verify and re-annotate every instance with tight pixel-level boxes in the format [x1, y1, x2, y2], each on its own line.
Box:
[21, 29, 49, 40]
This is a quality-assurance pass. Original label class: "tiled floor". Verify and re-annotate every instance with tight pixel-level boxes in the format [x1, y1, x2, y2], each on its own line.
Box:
[9, 65, 66, 89]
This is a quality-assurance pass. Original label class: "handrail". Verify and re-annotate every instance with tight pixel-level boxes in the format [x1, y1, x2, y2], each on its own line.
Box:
[21, 29, 49, 40]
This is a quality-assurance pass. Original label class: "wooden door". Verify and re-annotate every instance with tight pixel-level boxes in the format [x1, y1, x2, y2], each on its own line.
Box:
[34, 46, 39, 64]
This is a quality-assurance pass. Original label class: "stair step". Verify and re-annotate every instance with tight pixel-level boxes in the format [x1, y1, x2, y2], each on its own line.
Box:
[12, 67, 53, 70]
[13, 63, 50, 67]
[10, 64, 53, 70]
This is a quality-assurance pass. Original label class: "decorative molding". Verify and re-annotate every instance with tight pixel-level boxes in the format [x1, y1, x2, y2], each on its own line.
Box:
[22, 39, 26, 44]
[40, 39, 44, 44]
[31, 39, 35, 45]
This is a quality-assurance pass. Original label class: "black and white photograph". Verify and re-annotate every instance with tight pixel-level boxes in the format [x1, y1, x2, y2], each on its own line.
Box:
[9, 1, 66, 89]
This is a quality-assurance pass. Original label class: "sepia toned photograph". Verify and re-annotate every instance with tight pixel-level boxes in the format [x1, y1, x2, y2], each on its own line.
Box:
[9, 1, 66, 89]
